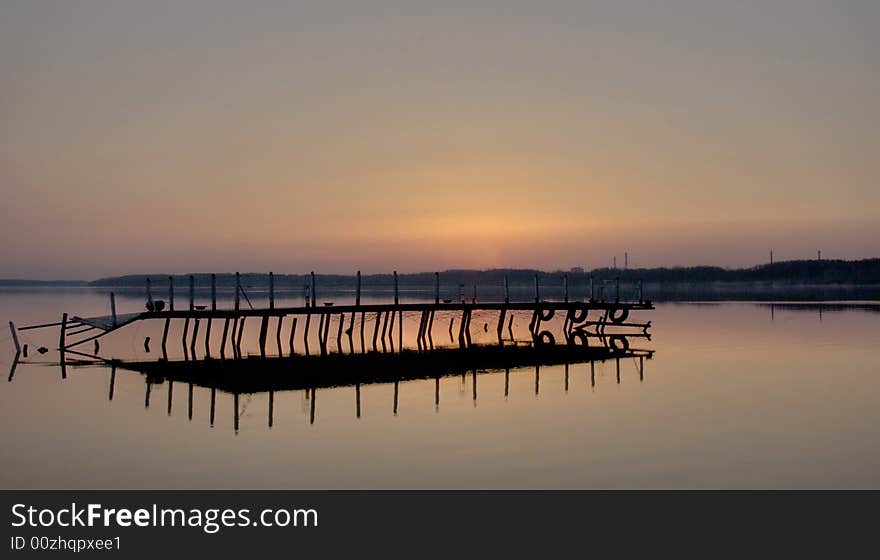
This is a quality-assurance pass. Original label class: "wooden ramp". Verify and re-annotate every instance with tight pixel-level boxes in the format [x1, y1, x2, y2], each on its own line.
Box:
[73, 312, 141, 331]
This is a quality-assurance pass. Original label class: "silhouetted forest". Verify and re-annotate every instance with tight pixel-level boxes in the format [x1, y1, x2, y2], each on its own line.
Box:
[83, 258, 880, 288]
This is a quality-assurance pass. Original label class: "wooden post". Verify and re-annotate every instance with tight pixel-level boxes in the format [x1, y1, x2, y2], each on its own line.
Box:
[190, 319, 200, 357]
[269, 271, 275, 309]
[563, 274, 569, 303]
[289, 317, 298, 356]
[109, 292, 117, 326]
[310, 271, 316, 308]
[534, 273, 540, 303]
[504, 275, 509, 303]
[393, 270, 399, 305]
[472, 284, 477, 303]
[434, 272, 440, 304]
[276, 316, 283, 357]
[236, 317, 246, 355]
[189, 274, 195, 310]
[638, 280, 643, 303]
[235, 272, 241, 311]
[57, 315, 66, 351]
[615, 276, 620, 303]
[589, 275, 594, 301]
[161, 317, 170, 358]
[204, 317, 212, 356]
[211, 273, 217, 311]
[146, 277, 154, 308]
[356, 270, 361, 306]
[259, 315, 269, 358]
[168, 275, 175, 311]
[219, 317, 230, 357]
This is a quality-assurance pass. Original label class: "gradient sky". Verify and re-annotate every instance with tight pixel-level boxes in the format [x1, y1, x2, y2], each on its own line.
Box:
[2, 0, 878, 279]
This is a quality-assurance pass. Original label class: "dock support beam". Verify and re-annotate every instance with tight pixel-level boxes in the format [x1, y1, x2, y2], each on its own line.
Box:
[211, 273, 217, 311]
[235, 272, 241, 311]
[269, 271, 275, 309]
[189, 274, 195, 310]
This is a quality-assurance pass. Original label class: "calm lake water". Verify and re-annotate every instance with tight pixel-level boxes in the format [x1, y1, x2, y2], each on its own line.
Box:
[1, 289, 879, 489]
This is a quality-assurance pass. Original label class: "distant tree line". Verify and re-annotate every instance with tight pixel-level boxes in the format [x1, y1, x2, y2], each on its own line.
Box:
[85, 259, 880, 288]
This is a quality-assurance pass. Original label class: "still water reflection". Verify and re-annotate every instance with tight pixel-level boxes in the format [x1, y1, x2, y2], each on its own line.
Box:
[1, 290, 879, 488]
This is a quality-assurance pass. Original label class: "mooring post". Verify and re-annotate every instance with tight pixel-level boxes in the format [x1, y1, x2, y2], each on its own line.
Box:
[638, 280, 643, 303]
[310, 271, 316, 308]
[168, 276, 174, 311]
[235, 272, 241, 311]
[393, 270, 399, 305]
[110, 292, 117, 327]
[472, 284, 477, 303]
[211, 273, 217, 311]
[504, 275, 510, 304]
[534, 273, 540, 303]
[58, 314, 67, 351]
[434, 272, 440, 305]
[8, 321, 21, 354]
[615, 276, 620, 303]
[589, 275, 594, 302]
[564, 274, 569, 303]
[259, 315, 269, 358]
[146, 277, 154, 309]
[189, 274, 195, 310]
[269, 271, 275, 309]
[356, 270, 361, 306]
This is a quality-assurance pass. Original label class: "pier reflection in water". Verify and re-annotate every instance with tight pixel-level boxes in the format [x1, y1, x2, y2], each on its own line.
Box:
[112, 337, 652, 432]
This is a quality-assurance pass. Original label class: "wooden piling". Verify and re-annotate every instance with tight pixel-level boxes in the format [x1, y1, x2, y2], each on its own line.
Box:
[434, 272, 440, 304]
[259, 315, 269, 358]
[356, 270, 361, 306]
[310, 271, 316, 308]
[269, 271, 275, 309]
[204, 318, 212, 357]
[56, 315, 66, 352]
[189, 274, 195, 310]
[190, 319, 200, 357]
[220, 317, 230, 358]
[534, 273, 540, 303]
[590, 275, 594, 301]
[504, 275, 510, 303]
[211, 273, 217, 311]
[276, 316, 283, 357]
[336, 313, 345, 354]
[235, 272, 241, 311]
[110, 292, 117, 326]
[564, 274, 569, 303]
[168, 275, 175, 311]
[393, 270, 399, 305]
[146, 277, 154, 309]
[236, 317, 246, 356]
[161, 317, 170, 358]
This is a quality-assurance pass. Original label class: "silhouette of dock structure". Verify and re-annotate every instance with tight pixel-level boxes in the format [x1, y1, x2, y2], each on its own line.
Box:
[10, 270, 653, 372]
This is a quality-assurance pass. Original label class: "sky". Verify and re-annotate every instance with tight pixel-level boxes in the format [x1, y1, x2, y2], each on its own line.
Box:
[1, 0, 878, 279]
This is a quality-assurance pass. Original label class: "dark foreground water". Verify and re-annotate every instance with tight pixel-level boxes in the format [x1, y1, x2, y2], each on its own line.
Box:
[1, 289, 878, 489]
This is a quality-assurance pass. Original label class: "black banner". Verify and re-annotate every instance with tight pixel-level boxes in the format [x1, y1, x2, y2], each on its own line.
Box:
[1, 491, 876, 557]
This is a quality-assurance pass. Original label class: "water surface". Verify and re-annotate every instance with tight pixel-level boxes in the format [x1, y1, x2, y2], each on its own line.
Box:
[1, 289, 878, 488]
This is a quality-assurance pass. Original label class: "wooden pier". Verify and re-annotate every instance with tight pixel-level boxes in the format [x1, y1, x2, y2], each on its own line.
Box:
[12, 270, 654, 366]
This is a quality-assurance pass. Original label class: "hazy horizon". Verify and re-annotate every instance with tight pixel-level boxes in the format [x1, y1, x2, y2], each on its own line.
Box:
[3, 1, 879, 279]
